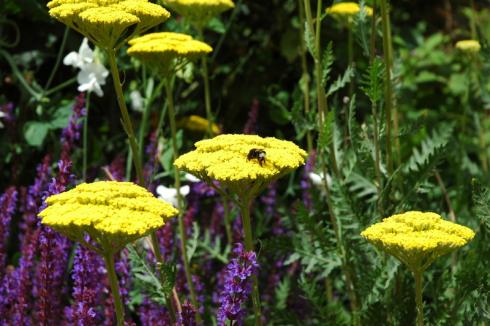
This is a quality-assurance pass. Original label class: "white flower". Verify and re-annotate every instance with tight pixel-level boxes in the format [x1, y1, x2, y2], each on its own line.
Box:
[77, 62, 109, 97]
[156, 184, 190, 207]
[184, 173, 200, 183]
[0, 111, 7, 129]
[130, 90, 144, 112]
[63, 38, 94, 68]
[308, 171, 332, 188]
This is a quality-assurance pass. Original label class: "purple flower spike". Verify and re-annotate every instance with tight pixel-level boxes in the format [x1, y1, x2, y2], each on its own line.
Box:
[178, 301, 197, 326]
[0, 187, 18, 273]
[217, 243, 259, 326]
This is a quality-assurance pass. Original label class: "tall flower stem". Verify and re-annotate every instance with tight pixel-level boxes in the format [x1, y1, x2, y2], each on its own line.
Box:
[239, 197, 262, 326]
[107, 49, 144, 185]
[297, 0, 313, 153]
[303, 0, 340, 178]
[103, 253, 124, 326]
[197, 28, 214, 137]
[347, 22, 354, 98]
[164, 78, 202, 323]
[82, 92, 91, 181]
[469, 0, 478, 40]
[414, 271, 424, 326]
[379, 0, 394, 175]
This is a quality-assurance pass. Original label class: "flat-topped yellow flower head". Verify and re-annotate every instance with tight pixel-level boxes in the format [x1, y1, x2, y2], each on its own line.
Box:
[39, 181, 178, 254]
[174, 134, 307, 198]
[361, 211, 475, 273]
[127, 32, 212, 75]
[47, 0, 170, 49]
[177, 115, 221, 135]
[326, 2, 373, 18]
[162, 0, 234, 28]
[455, 39, 481, 53]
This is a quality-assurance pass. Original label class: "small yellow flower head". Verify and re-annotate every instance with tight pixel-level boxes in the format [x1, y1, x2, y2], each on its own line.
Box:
[326, 2, 373, 17]
[174, 134, 307, 198]
[177, 115, 220, 135]
[361, 211, 475, 273]
[162, 0, 234, 28]
[455, 39, 481, 53]
[127, 32, 212, 75]
[47, 0, 170, 49]
[39, 181, 178, 254]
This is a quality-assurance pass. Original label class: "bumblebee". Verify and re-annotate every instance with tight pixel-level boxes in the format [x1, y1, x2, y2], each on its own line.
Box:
[247, 148, 266, 166]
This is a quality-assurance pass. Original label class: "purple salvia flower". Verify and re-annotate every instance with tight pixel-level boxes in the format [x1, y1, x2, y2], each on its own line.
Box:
[301, 150, 316, 209]
[0, 102, 15, 125]
[216, 243, 259, 326]
[210, 202, 225, 239]
[106, 155, 126, 182]
[143, 130, 159, 190]
[116, 249, 132, 306]
[260, 182, 277, 217]
[157, 220, 174, 262]
[66, 244, 100, 325]
[61, 93, 85, 161]
[138, 298, 171, 326]
[243, 99, 260, 135]
[0, 187, 18, 274]
[0, 266, 16, 324]
[178, 301, 197, 326]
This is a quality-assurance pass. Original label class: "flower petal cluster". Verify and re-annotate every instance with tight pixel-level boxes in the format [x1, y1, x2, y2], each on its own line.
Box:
[326, 2, 373, 17]
[162, 0, 234, 28]
[455, 39, 481, 53]
[47, 0, 170, 49]
[127, 32, 212, 75]
[361, 211, 475, 272]
[39, 181, 178, 253]
[174, 134, 307, 197]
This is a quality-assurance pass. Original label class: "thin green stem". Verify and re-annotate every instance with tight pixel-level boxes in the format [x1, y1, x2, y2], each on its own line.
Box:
[164, 78, 202, 323]
[470, 0, 478, 40]
[44, 77, 77, 97]
[303, 0, 340, 178]
[45, 27, 69, 90]
[347, 22, 354, 98]
[197, 28, 214, 137]
[107, 49, 144, 185]
[370, 0, 377, 62]
[0, 49, 42, 99]
[222, 198, 233, 244]
[103, 253, 125, 326]
[414, 271, 424, 326]
[83, 92, 91, 181]
[239, 198, 262, 326]
[379, 0, 394, 175]
[298, 0, 313, 153]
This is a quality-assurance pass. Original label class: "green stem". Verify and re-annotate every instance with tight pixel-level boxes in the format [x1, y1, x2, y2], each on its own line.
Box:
[0, 49, 42, 99]
[414, 271, 424, 326]
[470, 0, 478, 40]
[239, 198, 262, 326]
[45, 27, 69, 90]
[298, 0, 313, 153]
[223, 198, 233, 245]
[44, 77, 77, 97]
[107, 49, 144, 185]
[103, 253, 125, 326]
[303, 0, 340, 178]
[347, 23, 354, 98]
[83, 92, 91, 181]
[197, 28, 214, 137]
[379, 0, 394, 175]
[164, 78, 202, 323]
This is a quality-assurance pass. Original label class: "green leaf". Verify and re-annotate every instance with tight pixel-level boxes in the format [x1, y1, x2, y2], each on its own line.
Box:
[207, 17, 226, 34]
[321, 42, 334, 87]
[327, 66, 355, 97]
[318, 110, 334, 150]
[24, 121, 49, 147]
[304, 22, 316, 57]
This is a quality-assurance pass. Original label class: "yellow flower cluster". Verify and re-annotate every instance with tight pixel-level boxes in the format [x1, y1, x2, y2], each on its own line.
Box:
[39, 181, 178, 253]
[47, 0, 170, 49]
[127, 32, 212, 75]
[326, 2, 373, 17]
[361, 211, 475, 272]
[162, 0, 234, 28]
[455, 39, 481, 53]
[174, 134, 307, 197]
[177, 115, 220, 135]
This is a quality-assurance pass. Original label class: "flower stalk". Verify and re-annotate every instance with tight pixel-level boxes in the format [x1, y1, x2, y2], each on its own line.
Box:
[197, 27, 214, 137]
[103, 253, 125, 326]
[414, 271, 424, 326]
[164, 78, 202, 323]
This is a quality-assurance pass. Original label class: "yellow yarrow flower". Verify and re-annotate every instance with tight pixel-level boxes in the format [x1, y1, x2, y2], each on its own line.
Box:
[174, 134, 307, 197]
[177, 115, 220, 135]
[47, 0, 170, 49]
[361, 211, 475, 273]
[127, 32, 212, 75]
[455, 39, 481, 53]
[39, 181, 178, 254]
[326, 2, 373, 17]
[162, 0, 234, 28]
